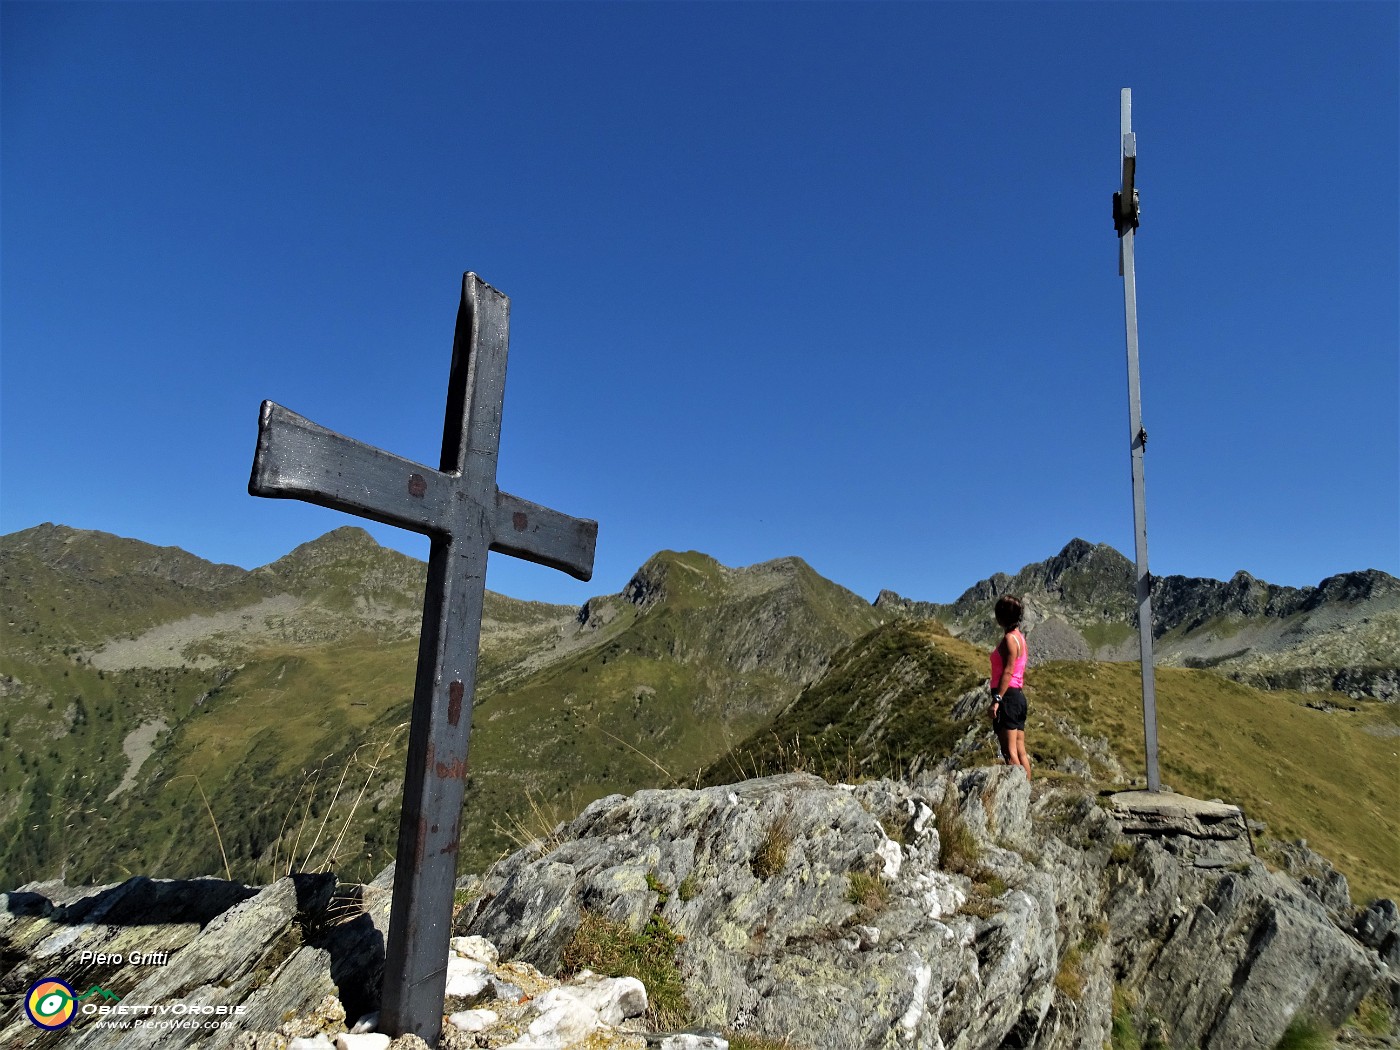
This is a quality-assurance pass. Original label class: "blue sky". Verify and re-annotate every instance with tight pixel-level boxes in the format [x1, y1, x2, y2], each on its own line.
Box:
[3, 2, 1396, 607]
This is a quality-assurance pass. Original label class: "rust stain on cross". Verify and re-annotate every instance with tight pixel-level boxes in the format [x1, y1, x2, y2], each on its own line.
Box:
[447, 681, 464, 726]
[247, 272, 597, 1046]
[435, 755, 466, 780]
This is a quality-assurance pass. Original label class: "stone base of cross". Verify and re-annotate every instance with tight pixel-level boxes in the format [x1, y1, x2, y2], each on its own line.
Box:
[249, 273, 596, 1045]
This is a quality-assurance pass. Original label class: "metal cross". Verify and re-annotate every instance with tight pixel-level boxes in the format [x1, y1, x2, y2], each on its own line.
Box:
[248, 273, 597, 1044]
[1114, 88, 1162, 793]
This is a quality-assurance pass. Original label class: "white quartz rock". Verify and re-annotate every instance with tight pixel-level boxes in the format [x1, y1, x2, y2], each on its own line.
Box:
[450, 934, 500, 966]
[448, 1008, 500, 1033]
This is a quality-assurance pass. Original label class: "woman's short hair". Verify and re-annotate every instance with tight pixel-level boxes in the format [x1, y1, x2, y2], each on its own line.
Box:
[994, 595, 1024, 630]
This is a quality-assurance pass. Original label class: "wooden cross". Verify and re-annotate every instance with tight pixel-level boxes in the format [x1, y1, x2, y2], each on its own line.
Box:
[248, 273, 597, 1044]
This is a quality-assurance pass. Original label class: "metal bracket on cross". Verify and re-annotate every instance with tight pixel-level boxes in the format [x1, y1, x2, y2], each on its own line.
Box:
[248, 272, 597, 1045]
[1115, 126, 1140, 237]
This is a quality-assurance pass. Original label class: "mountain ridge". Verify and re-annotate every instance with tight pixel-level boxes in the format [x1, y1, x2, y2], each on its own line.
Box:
[2, 524, 1395, 894]
[875, 538, 1399, 698]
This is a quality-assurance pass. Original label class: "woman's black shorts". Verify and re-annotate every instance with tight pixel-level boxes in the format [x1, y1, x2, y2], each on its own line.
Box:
[994, 688, 1027, 732]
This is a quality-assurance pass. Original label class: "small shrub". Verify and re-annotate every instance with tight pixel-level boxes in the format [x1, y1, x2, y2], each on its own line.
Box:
[561, 911, 632, 974]
[881, 815, 908, 845]
[1083, 917, 1110, 949]
[678, 874, 701, 902]
[646, 871, 669, 899]
[492, 788, 574, 858]
[973, 873, 1007, 898]
[933, 796, 1011, 918]
[1109, 841, 1135, 865]
[959, 897, 1000, 919]
[1009, 840, 1044, 865]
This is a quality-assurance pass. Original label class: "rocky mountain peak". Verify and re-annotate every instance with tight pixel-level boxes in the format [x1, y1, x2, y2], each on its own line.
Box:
[1312, 569, 1400, 605]
[1032, 540, 1133, 600]
[250, 526, 426, 608]
[261, 526, 388, 567]
[621, 551, 822, 611]
[622, 550, 722, 609]
[1052, 537, 1100, 565]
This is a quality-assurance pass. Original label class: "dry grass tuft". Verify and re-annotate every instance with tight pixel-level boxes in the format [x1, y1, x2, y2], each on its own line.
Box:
[751, 810, 795, 880]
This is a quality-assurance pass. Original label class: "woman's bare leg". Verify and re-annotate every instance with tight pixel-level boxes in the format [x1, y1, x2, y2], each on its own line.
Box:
[1008, 729, 1032, 780]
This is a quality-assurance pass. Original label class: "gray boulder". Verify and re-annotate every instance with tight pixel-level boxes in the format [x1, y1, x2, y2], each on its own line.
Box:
[465, 771, 1041, 1050]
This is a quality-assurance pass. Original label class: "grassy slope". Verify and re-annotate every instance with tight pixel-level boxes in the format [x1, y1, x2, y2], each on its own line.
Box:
[706, 621, 988, 783]
[714, 620, 1400, 904]
[0, 653, 228, 884]
[108, 558, 865, 880]
[1035, 659, 1400, 903]
[2, 539, 885, 886]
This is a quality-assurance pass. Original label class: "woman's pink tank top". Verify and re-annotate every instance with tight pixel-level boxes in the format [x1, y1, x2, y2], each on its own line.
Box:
[989, 629, 1028, 690]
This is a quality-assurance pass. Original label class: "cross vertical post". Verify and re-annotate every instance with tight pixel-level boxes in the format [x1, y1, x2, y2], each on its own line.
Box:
[1114, 88, 1162, 793]
[248, 273, 597, 1045]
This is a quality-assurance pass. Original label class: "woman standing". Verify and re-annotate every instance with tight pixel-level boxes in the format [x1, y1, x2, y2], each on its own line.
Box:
[989, 595, 1032, 780]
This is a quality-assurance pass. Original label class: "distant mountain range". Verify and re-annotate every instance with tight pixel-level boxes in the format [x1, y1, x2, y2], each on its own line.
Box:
[0, 524, 879, 886]
[1, 524, 1395, 903]
[876, 538, 1399, 700]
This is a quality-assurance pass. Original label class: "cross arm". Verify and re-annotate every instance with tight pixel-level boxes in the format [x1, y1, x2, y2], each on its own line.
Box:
[492, 491, 597, 581]
[250, 401, 457, 537]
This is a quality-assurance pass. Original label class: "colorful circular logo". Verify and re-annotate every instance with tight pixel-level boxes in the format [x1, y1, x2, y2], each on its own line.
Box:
[25, 978, 77, 1030]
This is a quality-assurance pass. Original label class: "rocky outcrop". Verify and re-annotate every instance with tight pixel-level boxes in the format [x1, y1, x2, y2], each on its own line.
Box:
[1153, 569, 1399, 627]
[872, 591, 943, 621]
[1225, 664, 1400, 703]
[3, 772, 1395, 1049]
[459, 770, 1396, 1050]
